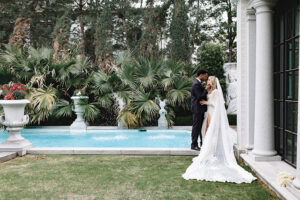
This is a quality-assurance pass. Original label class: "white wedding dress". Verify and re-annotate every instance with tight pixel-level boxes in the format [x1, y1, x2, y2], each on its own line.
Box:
[182, 78, 256, 183]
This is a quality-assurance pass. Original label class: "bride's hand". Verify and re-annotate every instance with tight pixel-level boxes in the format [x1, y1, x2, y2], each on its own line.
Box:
[200, 100, 207, 105]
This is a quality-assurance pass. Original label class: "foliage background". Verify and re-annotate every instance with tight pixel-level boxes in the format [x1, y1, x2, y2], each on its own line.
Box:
[0, 0, 237, 127]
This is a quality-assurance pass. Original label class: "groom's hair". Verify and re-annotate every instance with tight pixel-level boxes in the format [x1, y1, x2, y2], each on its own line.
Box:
[197, 69, 208, 76]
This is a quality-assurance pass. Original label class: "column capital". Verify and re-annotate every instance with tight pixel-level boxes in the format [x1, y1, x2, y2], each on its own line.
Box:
[251, 0, 277, 15]
[251, 0, 278, 9]
[247, 8, 256, 15]
[247, 8, 256, 21]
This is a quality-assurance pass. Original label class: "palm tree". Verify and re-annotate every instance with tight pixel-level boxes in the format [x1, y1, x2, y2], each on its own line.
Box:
[28, 87, 58, 124]
[157, 60, 192, 126]
[91, 54, 192, 128]
[0, 45, 192, 128]
[0, 45, 99, 125]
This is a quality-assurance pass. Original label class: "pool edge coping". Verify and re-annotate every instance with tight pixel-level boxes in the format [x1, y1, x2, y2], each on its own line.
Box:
[27, 147, 200, 156]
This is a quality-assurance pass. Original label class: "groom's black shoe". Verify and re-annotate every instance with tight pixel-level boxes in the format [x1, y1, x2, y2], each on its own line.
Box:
[191, 146, 200, 151]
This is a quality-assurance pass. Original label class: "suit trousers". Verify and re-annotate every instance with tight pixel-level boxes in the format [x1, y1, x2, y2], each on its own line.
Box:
[191, 113, 204, 147]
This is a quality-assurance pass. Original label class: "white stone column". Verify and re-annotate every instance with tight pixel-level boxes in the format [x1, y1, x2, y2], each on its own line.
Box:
[237, 0, 249, 152]
[252, 0, 279, 159]
[246, 8, 256, 150]
[292, 10, 300, 189]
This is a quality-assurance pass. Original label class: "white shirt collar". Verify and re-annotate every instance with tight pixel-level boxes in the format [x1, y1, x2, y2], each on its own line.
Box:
[196, 78, 201, 83]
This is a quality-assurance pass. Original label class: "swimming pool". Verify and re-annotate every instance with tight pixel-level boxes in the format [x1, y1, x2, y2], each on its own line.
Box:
[0, 129, 191, 148]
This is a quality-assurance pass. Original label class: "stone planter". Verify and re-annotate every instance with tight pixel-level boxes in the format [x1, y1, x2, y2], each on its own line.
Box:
[70, 96, 88, 131]
[0, 99, 32, 156]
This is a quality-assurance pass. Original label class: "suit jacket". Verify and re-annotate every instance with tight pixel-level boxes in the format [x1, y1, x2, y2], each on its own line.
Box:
[191, 79, 208, 114]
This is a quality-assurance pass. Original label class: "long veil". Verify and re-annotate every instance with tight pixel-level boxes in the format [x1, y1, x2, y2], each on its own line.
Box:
[182, 78, 256, 183]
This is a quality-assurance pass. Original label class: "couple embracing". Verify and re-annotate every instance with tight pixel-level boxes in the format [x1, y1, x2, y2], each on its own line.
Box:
[182, 69, 256, 183]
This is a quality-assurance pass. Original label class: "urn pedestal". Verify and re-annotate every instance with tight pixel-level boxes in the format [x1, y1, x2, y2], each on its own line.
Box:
[158, 109, 168, 129]
[70, 96, 88, 132]
[113, 93, 126, 129]
[0, 100, 32, 156]
[157, 99, 168, 129]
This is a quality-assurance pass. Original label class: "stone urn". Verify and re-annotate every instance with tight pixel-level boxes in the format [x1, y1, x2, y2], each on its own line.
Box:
[70, 96, 88, 131]
[0, 99, 32, 156]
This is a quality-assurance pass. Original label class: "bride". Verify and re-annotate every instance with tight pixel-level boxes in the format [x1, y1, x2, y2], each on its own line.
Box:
[182, 76, 256, 183]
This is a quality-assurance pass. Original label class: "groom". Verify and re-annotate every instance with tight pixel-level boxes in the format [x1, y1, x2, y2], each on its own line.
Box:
[190, 69, 208, 151]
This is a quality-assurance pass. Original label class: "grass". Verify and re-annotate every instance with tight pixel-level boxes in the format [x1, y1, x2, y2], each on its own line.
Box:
[0, 155, 279, 200]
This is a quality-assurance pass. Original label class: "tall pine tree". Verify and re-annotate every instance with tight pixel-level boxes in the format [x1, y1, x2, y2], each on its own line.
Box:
[0, 0, 20, 45]
[8, 0, 38, 47]
[94, 1, 114, 72]
[52, 10, 72, 60]
[169, 0, 191, 63]
[139, 3, 159, 58]
[211, 0, 237, 62]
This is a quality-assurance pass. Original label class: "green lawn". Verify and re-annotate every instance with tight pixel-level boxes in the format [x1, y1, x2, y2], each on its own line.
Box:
[0, 155, 278, 200]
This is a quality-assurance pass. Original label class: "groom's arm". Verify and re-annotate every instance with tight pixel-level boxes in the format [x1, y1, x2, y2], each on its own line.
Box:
[193, 84, 207, 101]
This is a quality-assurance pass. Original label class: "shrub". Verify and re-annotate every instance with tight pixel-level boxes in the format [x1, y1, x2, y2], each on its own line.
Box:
[0, 83, 27, 100]
[195, 43, 226, 97]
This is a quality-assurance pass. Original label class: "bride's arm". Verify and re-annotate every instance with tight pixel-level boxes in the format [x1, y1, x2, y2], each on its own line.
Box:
[200, 90, 218, 106]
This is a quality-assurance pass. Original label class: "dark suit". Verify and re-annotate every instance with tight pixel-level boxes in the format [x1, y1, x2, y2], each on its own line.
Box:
[191, 79, 207, 147]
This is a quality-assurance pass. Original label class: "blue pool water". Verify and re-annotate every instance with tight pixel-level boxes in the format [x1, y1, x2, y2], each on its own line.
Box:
[0, 129, 191, 148]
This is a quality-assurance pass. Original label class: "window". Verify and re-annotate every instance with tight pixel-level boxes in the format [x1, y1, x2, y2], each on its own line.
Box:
[274, 0, 300, 167]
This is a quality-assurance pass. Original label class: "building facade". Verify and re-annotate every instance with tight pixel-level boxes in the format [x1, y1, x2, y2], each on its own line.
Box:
[237, 0, 300, 192]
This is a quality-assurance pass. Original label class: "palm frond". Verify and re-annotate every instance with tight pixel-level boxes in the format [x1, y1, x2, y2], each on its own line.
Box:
[118, 65, 135, 87]
[71, 55, 90, 75]
[96, 94, 114, 109]
[118, 109, 138, 128]
[131, 90, 160, 122]
[82, 102, 100, 123]
[167, 78, 191, 108]
[29, 87, 58, 113]
[53, 99, 73, 118]
[93, 70, 113, 94]
[165, 107, 175, 127]
[134, 57, 157, 89]
[115, 50, 132, 68]
[29, 109, 53, 124]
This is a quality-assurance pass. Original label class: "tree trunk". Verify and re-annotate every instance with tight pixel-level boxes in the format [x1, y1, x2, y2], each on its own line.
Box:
[9, 17, 31, 47]
[53, 28, 69, 60]
[9, 1, 38, 47]
[78, 0, 86, 56]
[226, 0, 233, 62]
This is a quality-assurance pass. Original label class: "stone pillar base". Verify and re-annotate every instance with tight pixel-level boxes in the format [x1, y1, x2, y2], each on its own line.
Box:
[286, 181, 300, 197]
[158, 118, 168, 129]
[246, 145, 254, 150]
[250, 151, 281, 161]
[233, 144, 246, 162]
[0, 139, 33, 156]
[70, 120, 87, 130]
[292, 179, 300, 190]
[118, 121, 126, 129]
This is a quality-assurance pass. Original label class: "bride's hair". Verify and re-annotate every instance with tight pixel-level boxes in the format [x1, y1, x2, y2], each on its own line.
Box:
[208, 76, 217, 90]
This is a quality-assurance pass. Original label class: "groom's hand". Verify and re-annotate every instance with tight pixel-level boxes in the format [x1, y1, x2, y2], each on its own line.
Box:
[205, 84, 210, 90]
[200, 100, 207, 105]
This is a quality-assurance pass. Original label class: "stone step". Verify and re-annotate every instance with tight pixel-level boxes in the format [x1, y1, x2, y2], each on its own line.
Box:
[0, 152, 17, 163]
